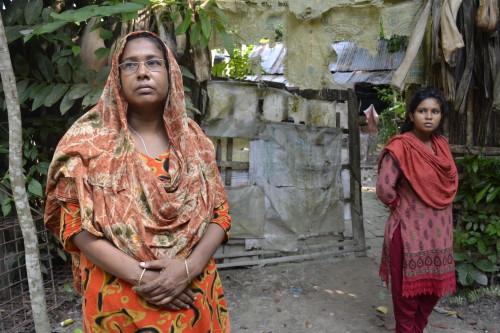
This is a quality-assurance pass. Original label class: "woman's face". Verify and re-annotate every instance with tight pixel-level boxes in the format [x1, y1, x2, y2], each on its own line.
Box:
[409, 97, 442, 136]
[120, 37, 169, 112]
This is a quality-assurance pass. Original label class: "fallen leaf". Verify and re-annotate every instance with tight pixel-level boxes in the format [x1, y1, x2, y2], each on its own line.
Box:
[430, 322, 453, 329]
[60, 318, 74, 327]
[376, 306, 388, 314]
[305, 321, 314, 328]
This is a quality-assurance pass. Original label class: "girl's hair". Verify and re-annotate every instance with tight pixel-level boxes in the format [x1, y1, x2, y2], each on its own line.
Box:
[401, 86, 448, 134]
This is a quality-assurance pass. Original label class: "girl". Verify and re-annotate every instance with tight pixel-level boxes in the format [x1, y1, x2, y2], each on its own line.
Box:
[376, 86, 458, 333]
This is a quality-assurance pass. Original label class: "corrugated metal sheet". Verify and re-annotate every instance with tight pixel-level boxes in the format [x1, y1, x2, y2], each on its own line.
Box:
[247, 39, 403, 86]
[249, 43, 286, 74]
[330, 40, 404, 72]
[333, 70, 396, 85]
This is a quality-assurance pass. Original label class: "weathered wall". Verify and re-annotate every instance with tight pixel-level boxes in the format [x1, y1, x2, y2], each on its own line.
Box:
[215, 0, 424, 89]
[204, 81, 346, 251]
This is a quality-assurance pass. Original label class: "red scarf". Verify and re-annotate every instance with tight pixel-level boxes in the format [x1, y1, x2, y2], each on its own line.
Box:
[379, 132, 458, 209]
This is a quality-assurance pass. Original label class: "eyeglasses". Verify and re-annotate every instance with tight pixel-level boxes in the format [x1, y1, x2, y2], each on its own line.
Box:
[118, 59, 166, 75]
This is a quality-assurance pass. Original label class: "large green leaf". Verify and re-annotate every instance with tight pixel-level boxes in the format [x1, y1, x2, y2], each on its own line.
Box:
[453, 251, 469, 261]
[38, 54, 54, 81]
[24, 21, 67, 42]
[2, 199, 12, 217]
[44, 84, 69, 107]
[179, 66, 195, 80]
[94, 48, 110, 61]
[199, 11, 211, 40]
[131, 0, 150, 5]
[472, 269, 488, 285]
[477, 239, 486, 254]
[59, 63, 72, 83]
[96, 66, 111, 84]
[59, 91, 75, 115]
[85, 71, 96, 85]
[41, 7, 54, 23]
[51, 3, 145, 23]
[455, 263, 474, 286]
[215, 23, 234, 56]
[175, 11, 193, 36]
[82, 87, 103, 107]
[473, 259, 498, 272]
[31, 85, 53, 111]
[5, 26, 26, 43]
[99, 29, 113, 40]
[29, 82, 46, 99]
[213, 7, 228, 23]
[68, 83, 93, 100]
[476, 183, 492, 203]
[27, 178, 43, 197]
[200, 34, 209, 50]
[486, 187, 500, 203]
[190, 24, 201, 46]
[19, 82, 36, 103]
[16, 80, 30, 99]
[25, 0, 43, 25]
[5, 0, 28, 25]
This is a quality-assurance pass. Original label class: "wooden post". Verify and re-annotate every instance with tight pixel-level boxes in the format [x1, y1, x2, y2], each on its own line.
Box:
[347, 89, 366, 256]
[225, 138, 233, 186]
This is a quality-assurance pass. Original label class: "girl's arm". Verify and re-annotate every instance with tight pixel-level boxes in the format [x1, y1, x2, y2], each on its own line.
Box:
[376, 153, 401, 210]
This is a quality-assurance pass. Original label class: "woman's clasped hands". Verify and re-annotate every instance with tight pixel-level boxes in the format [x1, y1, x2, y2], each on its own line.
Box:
[133, 258, 196, 311]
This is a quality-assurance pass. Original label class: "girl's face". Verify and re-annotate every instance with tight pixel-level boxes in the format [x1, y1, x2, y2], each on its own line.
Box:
[119, 38, 169, 112]
[409, 98, 442, 136]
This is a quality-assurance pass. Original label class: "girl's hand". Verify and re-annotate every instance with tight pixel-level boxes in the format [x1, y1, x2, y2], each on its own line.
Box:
[132, 259, 191, 307]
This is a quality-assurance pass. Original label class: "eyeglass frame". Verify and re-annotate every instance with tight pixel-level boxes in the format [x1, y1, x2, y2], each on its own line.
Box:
[118, 59, 167, 75]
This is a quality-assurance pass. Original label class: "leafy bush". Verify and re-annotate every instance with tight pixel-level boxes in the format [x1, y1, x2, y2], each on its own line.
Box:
[374, 87, 406, 146]
[453, 152, 500, 287]
[211, 46, 255, 80]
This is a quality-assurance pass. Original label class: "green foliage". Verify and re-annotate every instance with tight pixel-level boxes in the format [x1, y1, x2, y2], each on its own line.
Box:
[453, 152, 500, 288]
[374, 87, 406, 146]
[0, 0, 136, 217]
[211, 46, 255, 80]
[385, 34, 408, 54]
[274, 23, 283, 42]
[1, 0, 235, 218]
[445, 286, 500, 306]
[152, 0, 234, 55]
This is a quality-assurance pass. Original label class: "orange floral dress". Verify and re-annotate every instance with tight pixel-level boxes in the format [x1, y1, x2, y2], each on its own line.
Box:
[61, 149, 231, 332]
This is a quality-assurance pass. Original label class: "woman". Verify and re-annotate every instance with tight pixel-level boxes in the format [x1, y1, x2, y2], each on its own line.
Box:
[44, 31, 231, 332]
[376, 86, 458, 333]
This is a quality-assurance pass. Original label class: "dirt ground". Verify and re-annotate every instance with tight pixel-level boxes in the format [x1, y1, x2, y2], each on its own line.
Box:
[49, 167, 500, 333]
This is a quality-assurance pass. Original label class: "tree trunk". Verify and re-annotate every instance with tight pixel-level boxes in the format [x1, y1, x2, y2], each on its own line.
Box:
[0, 15, 51, 333]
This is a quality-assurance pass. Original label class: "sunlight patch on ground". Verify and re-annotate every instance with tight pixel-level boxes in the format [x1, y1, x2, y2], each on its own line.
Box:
[362, 186, 376, 192]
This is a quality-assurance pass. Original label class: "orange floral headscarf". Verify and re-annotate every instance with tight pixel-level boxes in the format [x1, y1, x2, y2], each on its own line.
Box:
[44, 31, 227, 262]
